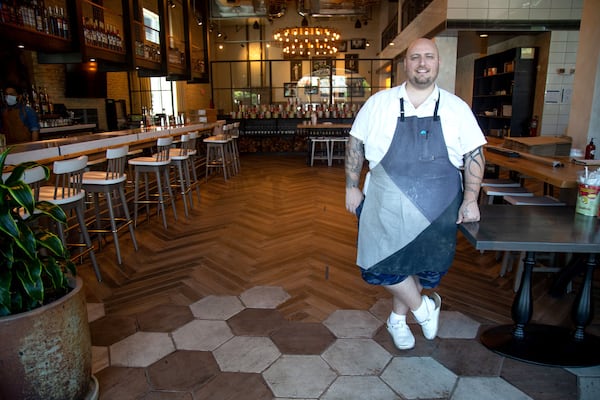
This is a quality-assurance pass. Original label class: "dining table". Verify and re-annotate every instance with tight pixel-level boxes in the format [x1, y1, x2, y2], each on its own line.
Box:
[459, 205, 600, 367]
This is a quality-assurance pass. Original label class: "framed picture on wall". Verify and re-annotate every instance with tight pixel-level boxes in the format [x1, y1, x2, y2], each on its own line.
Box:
[345, 54, 359, 73]
[347, 77, 364, 97]
[290, 60, 302, 82]
[338, 40, 348, 52]
[312, 58, 333, 74]
[350, 38, 367, 50]
[283, 82, 297, 97]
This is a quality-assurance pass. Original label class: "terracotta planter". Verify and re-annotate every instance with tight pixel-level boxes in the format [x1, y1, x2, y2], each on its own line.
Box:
[0, 277, 96, 400]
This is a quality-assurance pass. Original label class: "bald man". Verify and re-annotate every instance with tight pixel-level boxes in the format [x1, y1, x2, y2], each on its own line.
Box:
[345, 38, 486, 350]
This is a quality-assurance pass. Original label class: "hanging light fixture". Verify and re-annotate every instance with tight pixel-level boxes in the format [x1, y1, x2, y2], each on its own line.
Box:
[354, 19, 362, 29]
[273, 26, 341, 57]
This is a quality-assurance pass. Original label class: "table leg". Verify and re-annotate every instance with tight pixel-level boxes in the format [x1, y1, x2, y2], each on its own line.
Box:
[573, 254, 596, 341]
[480, 251, 600, 367]
[511, 251, 535, 339]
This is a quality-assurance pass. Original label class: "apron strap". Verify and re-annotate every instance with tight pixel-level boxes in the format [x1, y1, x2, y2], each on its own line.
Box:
[400, 94, 441, 121]
[399, 98, 405, 122]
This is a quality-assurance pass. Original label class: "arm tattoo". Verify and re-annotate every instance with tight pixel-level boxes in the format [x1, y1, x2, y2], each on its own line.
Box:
[345, 137, 365, 189]
[463, 146, 485, 199]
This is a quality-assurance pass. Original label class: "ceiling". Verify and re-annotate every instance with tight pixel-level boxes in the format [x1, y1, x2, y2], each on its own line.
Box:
[210, 0, 378, 20]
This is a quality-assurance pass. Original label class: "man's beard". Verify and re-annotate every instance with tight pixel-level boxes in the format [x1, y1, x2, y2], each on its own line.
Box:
[410, 75, 434, 88]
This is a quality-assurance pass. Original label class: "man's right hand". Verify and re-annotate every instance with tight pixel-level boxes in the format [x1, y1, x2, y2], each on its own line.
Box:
[345, 187, 364, 214]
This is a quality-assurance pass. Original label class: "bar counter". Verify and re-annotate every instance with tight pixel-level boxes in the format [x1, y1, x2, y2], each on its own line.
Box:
[3, 122, 223, 168]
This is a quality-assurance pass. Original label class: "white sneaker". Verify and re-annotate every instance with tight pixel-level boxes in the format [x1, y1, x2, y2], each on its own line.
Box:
[415, 293, 442, 340]
[386, 318, 415, 350]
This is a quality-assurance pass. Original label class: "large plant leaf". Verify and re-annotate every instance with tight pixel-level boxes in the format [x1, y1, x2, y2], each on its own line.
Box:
[36, 230, 69, 258]
[15, 258, 44, 303]
[0, 207, 20, 240]
[0, 268, 12, 315]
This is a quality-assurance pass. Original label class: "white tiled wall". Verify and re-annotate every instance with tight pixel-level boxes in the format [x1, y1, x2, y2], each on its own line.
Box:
[541, 30, 579, 136]
[447, 0, 583, 20]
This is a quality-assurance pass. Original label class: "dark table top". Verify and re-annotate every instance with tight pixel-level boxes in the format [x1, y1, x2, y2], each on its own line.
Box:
[459, 205, 600, 253]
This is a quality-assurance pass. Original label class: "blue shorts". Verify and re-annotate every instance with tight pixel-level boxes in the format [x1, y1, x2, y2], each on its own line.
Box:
[359, 268, 446, 289]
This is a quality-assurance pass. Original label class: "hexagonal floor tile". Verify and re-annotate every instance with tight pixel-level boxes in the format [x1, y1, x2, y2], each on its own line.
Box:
[147, 350, 219, 391]
[110, 331, 175, 367]
[192, 372, 273, 399]
[172, 319, 234, 351]
[262, 355, 337, 399]
[136, 304, 194, 332]
[322, 338, 391, 375]
[189, 295, 245, 320]
[227, 308, 288, 336]
[452, 376, 533, 400]
[438, 311, 481, 339]
[270, 322, 336, 355]
[239, 286, 291, 308]
[95, 366, 150, 399]
[321, 376, 401, 400]
[90, 315, 138, 346]
[381, 357, 457, 399]
[323, 309, 383, 338]
[213, 336, 281, 373]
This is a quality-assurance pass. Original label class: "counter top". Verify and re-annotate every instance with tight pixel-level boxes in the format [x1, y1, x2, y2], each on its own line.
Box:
[4, 122, 223, 167]
[40, 124, 97, 134]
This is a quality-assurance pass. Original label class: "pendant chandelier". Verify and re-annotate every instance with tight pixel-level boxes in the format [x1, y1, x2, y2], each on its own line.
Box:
[273, 26, 341, 57]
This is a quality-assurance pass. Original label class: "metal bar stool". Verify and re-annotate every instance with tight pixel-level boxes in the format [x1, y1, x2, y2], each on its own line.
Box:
[82, 145, 138, 265]
[186, 131, 202, 204]
[38, 155, 101, 281]
[128, 137, 177, 230]
[329, 137, 348, 166]
[169, 134, 193, 217]
[204, 135, 230, 181]
[309, 137, 330, 166]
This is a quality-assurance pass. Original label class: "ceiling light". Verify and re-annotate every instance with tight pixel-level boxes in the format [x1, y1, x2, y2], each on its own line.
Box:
[273, 26, 341, 57]
[168, 0, 175, 8]
[355, 19, 362, 29]
[197, 17, 203, 26]
[217, 31, 223, 38]
[366, 41, 370, 47]
[479, 33, 489, 38]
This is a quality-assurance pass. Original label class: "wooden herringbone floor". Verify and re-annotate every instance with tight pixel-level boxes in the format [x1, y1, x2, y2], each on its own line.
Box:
[78, 154, 599, 333]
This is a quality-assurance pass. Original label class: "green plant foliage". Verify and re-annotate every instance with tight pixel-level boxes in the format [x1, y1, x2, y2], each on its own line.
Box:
[0, 148, 76, 316]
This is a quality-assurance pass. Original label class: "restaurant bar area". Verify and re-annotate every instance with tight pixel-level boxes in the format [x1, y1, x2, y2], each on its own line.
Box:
[1, 1, 599, 399]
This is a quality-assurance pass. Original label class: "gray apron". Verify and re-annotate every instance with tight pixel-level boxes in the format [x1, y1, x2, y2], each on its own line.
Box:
[357, 96, 462, 275]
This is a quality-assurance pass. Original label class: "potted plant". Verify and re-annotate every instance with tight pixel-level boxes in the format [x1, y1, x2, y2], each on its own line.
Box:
[0, 148, 97, 400]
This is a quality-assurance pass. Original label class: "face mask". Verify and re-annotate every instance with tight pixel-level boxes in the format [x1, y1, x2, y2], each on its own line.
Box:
[5, 95, 17, 106]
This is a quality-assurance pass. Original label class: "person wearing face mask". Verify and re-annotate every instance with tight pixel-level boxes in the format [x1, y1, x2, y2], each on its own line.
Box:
[1, 85, 40, 144]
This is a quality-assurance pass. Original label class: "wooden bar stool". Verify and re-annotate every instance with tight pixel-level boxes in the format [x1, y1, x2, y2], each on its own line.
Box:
[128, 137, 177, 229]
[82, 145, 138, 265]
[38, 155, 102, 281]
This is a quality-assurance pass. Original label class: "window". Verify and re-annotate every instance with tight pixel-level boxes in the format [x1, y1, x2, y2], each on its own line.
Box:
[128, 73, 178, 119]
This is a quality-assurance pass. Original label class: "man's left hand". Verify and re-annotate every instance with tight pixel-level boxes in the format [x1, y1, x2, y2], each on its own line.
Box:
[456, 200, 480, 224]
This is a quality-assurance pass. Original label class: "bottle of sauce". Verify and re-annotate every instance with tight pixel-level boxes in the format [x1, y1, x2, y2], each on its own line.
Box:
[529, 115, 538, 137]
[585, 138, 596, 160]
